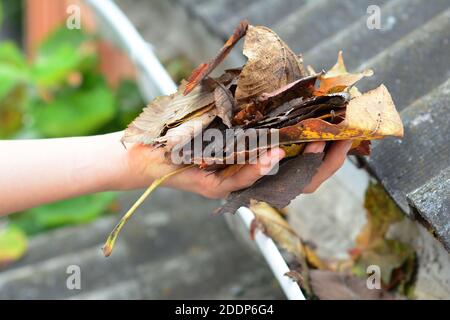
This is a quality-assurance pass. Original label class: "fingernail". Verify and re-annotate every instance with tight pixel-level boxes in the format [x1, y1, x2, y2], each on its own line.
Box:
[345, 140, 354, 152]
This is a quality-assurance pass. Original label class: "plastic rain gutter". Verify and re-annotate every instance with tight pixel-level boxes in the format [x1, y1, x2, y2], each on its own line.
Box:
[84, 0, 177, 100]
[84, 0, 305, 300]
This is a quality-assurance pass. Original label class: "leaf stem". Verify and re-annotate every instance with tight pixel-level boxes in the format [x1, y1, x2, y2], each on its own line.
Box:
[102, 164, 195, 257]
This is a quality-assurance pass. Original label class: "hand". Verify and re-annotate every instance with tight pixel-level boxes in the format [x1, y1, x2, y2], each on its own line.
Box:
[118, 139, 353, 199]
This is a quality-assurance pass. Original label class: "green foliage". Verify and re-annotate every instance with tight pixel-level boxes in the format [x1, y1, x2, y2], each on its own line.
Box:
[31, 28, 97, 88]
[31, 74, 116, 137]
[0, 25, 145, 262]
[0, 2, 3, 28]
[352, 182, 417, 296]
[10, 192, 118, 236]
[0, 224, 27, 267]
[0, 25, 144, 139]
[0, 42, 29, 99]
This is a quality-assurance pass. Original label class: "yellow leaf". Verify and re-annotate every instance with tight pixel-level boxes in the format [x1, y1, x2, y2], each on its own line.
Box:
[315, 51, 373, 96]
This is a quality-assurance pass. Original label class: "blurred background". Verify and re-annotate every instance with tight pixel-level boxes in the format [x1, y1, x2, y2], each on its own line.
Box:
[0, 0, 449, 299]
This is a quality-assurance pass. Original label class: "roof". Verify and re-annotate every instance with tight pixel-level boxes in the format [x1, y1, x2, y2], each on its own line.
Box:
[176, 0, 450, 250]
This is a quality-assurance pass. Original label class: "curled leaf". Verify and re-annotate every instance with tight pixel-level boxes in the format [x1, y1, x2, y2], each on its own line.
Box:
[216, 152, 324, 214]
[250, 200, 311, 294]
[315, 51, 373, 96]
[122, 80, 215, 145]
[214, 81, 235, 128]
[235, 25, 307, 104]
[277, 85, 404, 143]
[184, 20, 248, 95]
[154, 108, 217, 151]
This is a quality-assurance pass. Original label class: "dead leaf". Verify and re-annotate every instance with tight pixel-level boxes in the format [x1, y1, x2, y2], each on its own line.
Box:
[342, 84, 403, 138]
[276, 85, 404, 144]
[184, 20, 248, 95]
[285, 270, 305, 287]
[216, 152, 324, 214]
[214, 81, 235, 127]
[233, 74, 319, 125]
[315, 51, 373, 96]
[250, 200, 311, 294]
[154, 108, 217, 150]
[235, 25, 307, 104]
[122, 80, 215, 144]
[310, 270, 399, 300]
[350, 182, 417, 292]
[348, 140, 371, 156]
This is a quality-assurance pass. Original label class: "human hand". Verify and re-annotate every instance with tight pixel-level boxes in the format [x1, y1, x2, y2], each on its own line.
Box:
[116, 138, 353, 199]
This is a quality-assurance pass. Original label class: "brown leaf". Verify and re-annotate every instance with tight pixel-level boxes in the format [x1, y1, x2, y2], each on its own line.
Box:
[315, 51, 373, 96]
[235, 25, 307, 104]
[233, 74, 319, 125]
[250, 200, 312, 294]
[216, 152, 324, 214]
[255, 73, 319, 112]
[276, 85, 404, 143]
[214, 81, 235, 128]
[284, 270, 305, 287]
[348, 140, 371, 156]
[154, 108, 217, 151]
[184, 20, 248, 95]
[122, 80, 215, 144]
[310, 270, 399, 300]
[341, 84, 403, 138]
[251, 92, 349, 129]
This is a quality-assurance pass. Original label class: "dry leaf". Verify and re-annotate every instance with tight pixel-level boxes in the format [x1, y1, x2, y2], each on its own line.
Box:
[315, 51, 373, 96]
[249, 200, 311, 294]
[310, 270, 399, 300]
[184, 20, 248, 95]
[213, 81, 235, 127]
[276, 85, 403, 143]
[216, 152, 324, 214]
[122, 80, 215, 144]
[235, 25, 307, 104]
[233, 74, 319, 125]
[154, 108, 217, 150]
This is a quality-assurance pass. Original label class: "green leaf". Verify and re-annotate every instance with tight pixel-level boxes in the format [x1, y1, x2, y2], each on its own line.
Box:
[31, 74, 116, 137]
[38, 27, 92, 56]
[0, 42, 30, 100]
[0, 2, 3, 28]
[115, 79, 145, 127]
[0, 224, 28, 267]
[0, 85, 27, 138]
[31, 27, 97, 88]
[10, 192, 117, 235]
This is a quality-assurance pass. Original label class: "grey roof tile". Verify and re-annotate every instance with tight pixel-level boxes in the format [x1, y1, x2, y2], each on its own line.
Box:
[304, 0, 450, 71]
[219, 0, 307, 35]
[368, 78, 450, 216]
[357, 8, 450, 111]
[407, 167, 450, 251]
[273, 0, 390, 53]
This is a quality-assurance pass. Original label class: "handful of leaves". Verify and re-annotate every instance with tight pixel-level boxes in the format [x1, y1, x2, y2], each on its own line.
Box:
[102, 21, 403, 257]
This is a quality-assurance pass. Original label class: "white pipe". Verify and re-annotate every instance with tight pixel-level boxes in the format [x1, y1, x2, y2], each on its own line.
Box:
[84, 0, 177, 99]
[237, 207, 306, 300]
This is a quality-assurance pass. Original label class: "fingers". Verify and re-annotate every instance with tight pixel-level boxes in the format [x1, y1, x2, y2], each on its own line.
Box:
[215, 148, 285, 196]
[304, 141, 326, 154]
[303, 140, 353, 193]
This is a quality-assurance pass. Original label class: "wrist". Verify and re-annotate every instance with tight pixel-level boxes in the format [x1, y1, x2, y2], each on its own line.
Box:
[96, 131, 132, 191]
